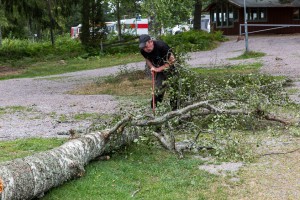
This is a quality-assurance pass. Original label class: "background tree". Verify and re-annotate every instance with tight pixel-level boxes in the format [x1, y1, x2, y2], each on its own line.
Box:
[0, 0, 9, 47]
[80, 0, 106, 47]
[47, 0, 55, 45]
[80, 0, 90, 46]
[193, 0, 202, 30]
[108, 0, 142, 40]
[141, 0, 193, 36]
[0, 0, 80, 41]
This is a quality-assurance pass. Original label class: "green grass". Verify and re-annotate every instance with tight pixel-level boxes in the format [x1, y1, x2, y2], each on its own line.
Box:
[0, 138, 228, 199]
[0, 53, 143, 80]
[42, 143, 227, 200]
[228, 51, 266, 60]
[73, 113, 101, 120]
[193, 62, 263, 75]
[286, 88, 298, 94]
[0, 138, 66, 162]
[0, 106, 33, 116]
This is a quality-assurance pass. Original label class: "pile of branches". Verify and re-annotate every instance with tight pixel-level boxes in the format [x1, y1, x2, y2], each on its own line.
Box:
[90, 64, 292, 158]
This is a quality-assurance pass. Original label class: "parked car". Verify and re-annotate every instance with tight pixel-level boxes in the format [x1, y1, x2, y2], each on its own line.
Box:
[174, 24, 190, 34]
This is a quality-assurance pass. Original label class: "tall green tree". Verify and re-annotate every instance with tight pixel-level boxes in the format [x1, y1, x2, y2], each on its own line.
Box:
[80, 0, 90, 46]
[141, 0, 193, 36]
[1, 0, 80, 41]
[47, 0, 55, 45]
[80, 0, 107, 47]
[0, 0, 9, 47]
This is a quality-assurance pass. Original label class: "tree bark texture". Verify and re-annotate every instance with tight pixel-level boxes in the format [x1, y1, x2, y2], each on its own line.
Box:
[0, 121, 138, 200]
[193, 0, 202, 30]
[80, 0, 91, 46]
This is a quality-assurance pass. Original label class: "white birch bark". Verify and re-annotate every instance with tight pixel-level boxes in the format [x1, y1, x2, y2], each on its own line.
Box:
[0, 120, 138, 200]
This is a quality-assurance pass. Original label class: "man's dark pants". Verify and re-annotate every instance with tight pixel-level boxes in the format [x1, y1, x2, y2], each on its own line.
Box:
[151, 69, 178, 111]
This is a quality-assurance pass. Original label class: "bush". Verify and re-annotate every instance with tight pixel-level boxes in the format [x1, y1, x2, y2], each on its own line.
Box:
[0, 35, 85, 61]
[0, 31, 226, 61]
[160, 30, 225, 53]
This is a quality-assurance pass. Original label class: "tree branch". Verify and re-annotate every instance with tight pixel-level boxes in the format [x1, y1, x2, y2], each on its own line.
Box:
[132, 100, 217, 126]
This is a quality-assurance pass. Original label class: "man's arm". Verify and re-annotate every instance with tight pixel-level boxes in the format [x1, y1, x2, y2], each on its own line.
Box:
[145, 58, 154, 69]
[150, 52, 175, 73]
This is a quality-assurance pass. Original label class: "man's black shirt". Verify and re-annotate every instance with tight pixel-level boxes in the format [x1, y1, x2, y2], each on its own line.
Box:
[140, 40, 173, 67]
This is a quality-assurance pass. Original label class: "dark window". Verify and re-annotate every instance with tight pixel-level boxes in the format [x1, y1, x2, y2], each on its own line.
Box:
[212, 3, 238, 28]
[293, 8, 300, 19]
[246, 8, 267, 22]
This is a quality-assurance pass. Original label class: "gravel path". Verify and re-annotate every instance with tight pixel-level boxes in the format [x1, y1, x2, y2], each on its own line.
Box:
[1, 34, 300, 141]
[0, 61, 145, 140]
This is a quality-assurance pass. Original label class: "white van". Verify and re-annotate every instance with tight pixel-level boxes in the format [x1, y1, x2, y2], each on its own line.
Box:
[201, 15, 210, 32]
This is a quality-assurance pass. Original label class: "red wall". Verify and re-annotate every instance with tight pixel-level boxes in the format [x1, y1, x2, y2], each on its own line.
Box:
[211, 7, 300, 35]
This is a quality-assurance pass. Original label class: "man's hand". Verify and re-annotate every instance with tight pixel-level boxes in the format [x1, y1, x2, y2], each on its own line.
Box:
[150, 63, 170, 73]
[151, 66, 161, 73]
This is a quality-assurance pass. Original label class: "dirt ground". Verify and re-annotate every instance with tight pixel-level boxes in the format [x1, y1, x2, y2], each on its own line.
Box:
[224, 135, 299, 200]
[0, 66, 22, 76]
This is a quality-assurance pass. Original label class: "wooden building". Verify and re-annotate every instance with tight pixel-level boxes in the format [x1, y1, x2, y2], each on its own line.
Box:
[203, 0, 300, 35]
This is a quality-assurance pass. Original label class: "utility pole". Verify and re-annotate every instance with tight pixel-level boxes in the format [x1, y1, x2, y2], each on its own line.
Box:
[116, 0, 121, 41]
[244, 0, 249, 52]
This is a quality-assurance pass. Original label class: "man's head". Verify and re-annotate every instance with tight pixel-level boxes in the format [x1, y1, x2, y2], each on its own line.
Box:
[139, 34, 154, 53]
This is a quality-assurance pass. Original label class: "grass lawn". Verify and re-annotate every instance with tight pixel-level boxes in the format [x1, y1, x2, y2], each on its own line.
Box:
[0, 53, 144, 80]
[42, 144, 228, 200]
[0, 138, 66, 162]
[0, 138, 228, 200]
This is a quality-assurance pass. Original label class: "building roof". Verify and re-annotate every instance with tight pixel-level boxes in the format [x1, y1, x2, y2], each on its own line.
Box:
[229, 0, 300, 7]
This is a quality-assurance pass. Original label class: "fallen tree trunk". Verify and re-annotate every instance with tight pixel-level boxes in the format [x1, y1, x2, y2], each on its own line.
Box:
[0, 116, 136, 200]
[0, 101, 215, 199]
[0, 100, 289, 200]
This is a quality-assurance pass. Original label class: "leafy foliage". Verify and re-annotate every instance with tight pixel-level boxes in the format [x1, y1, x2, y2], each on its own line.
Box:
[159, 62, 289, 160]
[160, 30, 225, 53]
[0, 0, 81, 39]
[141, 0, 194, 36]
[0, 34, 84, 61]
